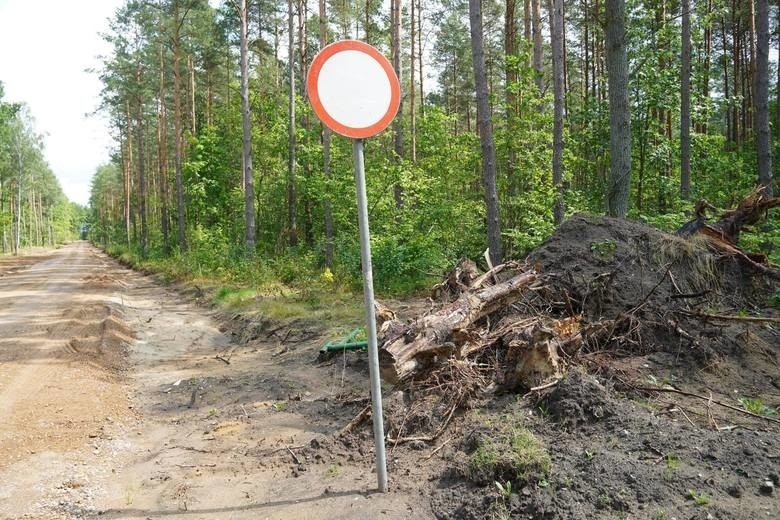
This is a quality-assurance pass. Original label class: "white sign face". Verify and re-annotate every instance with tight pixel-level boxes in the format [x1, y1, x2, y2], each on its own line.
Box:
[307, 40, 400, 139]
[317, 50, 392, 129]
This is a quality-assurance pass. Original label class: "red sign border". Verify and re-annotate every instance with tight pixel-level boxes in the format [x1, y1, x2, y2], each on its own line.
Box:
[307, 40, 401, 139]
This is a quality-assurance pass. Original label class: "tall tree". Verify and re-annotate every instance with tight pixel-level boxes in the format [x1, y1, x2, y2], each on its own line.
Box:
[319, 0, 334, 266]
[391, 0, 404, 209]
[754, 0, 773, 196]
[550, 0, 565, 224]
[236, 0, 256, 253]
[680, 0, 691, 198]
[604, 0, 631, 217]
[287, 0, 298, 245]
[469, 0, 502, 263]
[531, 0, 544, 96]
[172, 0, 188, 251]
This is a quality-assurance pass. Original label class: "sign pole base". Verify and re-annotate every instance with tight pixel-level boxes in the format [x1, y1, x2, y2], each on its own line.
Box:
[352, 138, 388, 492]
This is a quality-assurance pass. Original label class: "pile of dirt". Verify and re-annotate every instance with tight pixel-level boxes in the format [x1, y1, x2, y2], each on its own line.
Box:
[366, 214, 779, 519]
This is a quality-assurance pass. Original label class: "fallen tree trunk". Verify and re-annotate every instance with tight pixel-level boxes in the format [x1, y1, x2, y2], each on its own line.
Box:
[379, 269, 538, 383]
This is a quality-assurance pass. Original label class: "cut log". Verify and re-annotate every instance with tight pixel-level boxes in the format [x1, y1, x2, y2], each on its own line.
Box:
[380, 270, 538, 382]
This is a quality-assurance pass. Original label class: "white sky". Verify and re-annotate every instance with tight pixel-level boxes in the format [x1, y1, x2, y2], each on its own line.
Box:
[0, 0, 124, 206]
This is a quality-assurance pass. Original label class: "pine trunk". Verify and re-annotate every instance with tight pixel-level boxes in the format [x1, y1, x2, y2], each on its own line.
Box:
[550, 0, 565, 224]
[604, 0, 631, 217]
[680, 0, 692, 198]
[469, 0, 503, 264]
[754, 0, 774, 196]
[239, 0, 256, 254]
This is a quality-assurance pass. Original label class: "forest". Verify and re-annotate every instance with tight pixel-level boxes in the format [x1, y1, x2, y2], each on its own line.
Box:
[0, 83, 84, 254]
[88, 0, 778, 294]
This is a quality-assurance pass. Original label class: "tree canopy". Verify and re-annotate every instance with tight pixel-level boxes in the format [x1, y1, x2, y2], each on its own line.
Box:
[88, 0, 779, 293]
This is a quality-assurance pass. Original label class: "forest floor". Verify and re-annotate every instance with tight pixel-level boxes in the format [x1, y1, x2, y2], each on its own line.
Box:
[0, 223, 778, 519]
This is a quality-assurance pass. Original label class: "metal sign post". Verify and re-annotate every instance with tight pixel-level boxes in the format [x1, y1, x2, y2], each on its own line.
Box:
[352, 138, 388, 491]
[306, 40, 400, 493]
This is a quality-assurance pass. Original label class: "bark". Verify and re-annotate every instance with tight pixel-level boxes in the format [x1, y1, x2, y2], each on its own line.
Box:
[410, 0, 417, 163]
[754, 0, 774, 196]
[469, 0, 503, 265]
[722, 16, 732, 143]
[173, 2, 187, 251]
[604, 0, 631, 217]
[391, 0, 404, 210]
[505, 0, 518, 193]
[380, 270, 538, 382]
[135, 95, 147, 256]
[157, 42, 170, 255]
[12, 131, 22, 254]
[680, 0, 691, 199]
[287, 0, 298, 246]
[318, 0, 334, 267]
[698, 0, 712, 133]
[418, 0, 424, 116]
[550, 0, 565, 225]
[733, 2, 741, 145]
[777, 2, 780, 154]
[121, 109, 132, 246]
[238, 0, 256, 254]
[188, 54, 196, 134]
[523, 0, 531, 42]
[531, 0, 544, 96]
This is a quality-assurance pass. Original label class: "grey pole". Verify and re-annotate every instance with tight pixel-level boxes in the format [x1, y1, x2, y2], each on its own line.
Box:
[352, 138, 388, 492]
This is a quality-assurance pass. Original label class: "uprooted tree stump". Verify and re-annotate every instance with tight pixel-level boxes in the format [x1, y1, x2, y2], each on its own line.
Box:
[379, 268, 538, 383]
[677, 189, 779, 279]
[378, 267, 584, 386]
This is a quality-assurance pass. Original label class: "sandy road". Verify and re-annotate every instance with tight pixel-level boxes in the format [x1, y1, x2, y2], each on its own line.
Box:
[0, 243, 131, 466]
[0, 243, 428, 519]
[0, 243, 133, 517]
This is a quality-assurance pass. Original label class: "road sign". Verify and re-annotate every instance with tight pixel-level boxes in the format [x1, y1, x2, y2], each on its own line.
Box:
[307, 40, 400, 139]
[307, 40, 398, 493]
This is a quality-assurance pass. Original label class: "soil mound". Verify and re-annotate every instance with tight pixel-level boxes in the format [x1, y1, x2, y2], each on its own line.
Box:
[545, 369, 615, 429]
[528, 213, 773, 322]
[381, 215, 780, 519]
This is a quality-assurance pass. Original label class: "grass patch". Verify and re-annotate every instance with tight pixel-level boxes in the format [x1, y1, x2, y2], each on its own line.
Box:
[686, 489, 710, 506]
[214, 287, 260, 307]
[467, 423, 551, 486]
[104, 243, 364, 326]
[738, 397, 777, 417]
[664, 453, 681, 481]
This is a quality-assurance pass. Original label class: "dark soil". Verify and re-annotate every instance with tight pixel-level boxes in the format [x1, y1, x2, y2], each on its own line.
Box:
[382, 214, 779, 519]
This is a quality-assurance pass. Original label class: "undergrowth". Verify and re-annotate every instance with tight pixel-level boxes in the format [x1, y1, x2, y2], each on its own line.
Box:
[105, 243, 363, 324]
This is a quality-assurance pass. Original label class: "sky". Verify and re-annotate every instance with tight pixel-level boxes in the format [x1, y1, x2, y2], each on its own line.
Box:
[0, 0, 124, 206]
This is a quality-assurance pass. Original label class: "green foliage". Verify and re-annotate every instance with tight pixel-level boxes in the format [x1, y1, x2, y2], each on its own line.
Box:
[590, 239, 617, 261]
[738, 397, 777, 417]
[0, 100, 77, 251]
[686, 489, 711, 506]
[85, 0, 780, 302]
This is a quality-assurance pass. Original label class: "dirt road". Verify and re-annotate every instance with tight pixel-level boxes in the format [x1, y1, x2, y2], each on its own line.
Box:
[0, 243, 429, 519]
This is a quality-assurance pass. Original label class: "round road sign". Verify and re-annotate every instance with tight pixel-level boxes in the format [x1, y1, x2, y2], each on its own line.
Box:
[307, 40, 401, 139]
